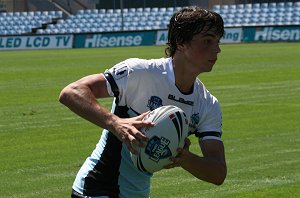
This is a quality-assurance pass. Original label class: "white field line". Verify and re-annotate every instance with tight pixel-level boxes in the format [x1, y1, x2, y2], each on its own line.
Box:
[212, 80, 300, 91]
[230, 158, 300, 175]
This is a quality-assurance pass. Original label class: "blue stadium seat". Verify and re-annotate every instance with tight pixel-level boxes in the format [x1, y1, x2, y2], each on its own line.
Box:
[144, 7, 151, 12]
[277, 2, 285, 8]
[236, 4, 244, 9]
[77, 10, 84, 15]
[136, 7, 143, 13]
[99, 9, 106, 14]
[285, 2, 293, 8]
[128, 8, 136, 13]
[269, 2, 277, 9]
[260, 3, 268, 9]
[213, 4, 220, 10]
[151, 7, 159, 13]
[113, 9, 121, 15]
[166, 7, 174, 13]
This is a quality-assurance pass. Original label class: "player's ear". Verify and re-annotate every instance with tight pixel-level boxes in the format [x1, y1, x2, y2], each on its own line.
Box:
[176, 41, 185, 51]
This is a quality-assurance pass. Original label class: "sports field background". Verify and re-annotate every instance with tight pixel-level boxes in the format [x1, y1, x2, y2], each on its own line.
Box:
[0, 43, 299, 197]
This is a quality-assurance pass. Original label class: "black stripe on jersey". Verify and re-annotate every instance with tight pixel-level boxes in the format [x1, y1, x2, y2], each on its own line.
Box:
[83, 131, 122, 197]
[104, 72, 120, 104]
[129, 107, 140, 116]
[195, 131, 222, 139]
[83, 105, 129, 197]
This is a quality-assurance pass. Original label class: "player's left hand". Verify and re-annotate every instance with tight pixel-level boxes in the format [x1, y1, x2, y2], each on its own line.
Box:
[164, 138, 191, 169]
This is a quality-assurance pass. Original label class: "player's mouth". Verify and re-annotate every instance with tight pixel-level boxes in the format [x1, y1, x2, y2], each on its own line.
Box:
[208, 59, 217, 63]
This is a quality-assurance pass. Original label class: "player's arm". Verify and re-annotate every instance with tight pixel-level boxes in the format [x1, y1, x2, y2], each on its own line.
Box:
[58, 73, 152, 153]
[187, 139, 226, 185]
[166, 138, 226, 185]
[59, 74, 111, 125]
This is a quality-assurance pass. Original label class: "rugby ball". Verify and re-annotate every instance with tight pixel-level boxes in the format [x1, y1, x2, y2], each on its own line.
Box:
[130, 105, 189, 173]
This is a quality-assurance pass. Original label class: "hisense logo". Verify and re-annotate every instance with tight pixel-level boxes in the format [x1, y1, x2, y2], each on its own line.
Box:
[85, 34, 142, 47]
[255, 27, 300, 41]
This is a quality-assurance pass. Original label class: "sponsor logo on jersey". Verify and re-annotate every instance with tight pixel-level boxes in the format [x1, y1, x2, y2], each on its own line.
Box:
[145, 136, 171, 163]
[147, 96, 163, 111]
[168, 94, 194, 106]
[113, 65, 128, 79]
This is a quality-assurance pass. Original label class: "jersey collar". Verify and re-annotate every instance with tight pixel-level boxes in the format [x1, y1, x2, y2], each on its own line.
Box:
[166, 58, 175, 84]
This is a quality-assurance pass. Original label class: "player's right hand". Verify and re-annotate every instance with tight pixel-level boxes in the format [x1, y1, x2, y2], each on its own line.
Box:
[112, 111, 154, 154]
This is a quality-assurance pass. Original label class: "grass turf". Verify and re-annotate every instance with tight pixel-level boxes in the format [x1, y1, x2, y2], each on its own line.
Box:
[0, 43, 299, 197]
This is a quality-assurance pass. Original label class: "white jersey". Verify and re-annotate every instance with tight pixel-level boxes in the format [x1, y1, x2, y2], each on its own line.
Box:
[72, 57, 222, 198]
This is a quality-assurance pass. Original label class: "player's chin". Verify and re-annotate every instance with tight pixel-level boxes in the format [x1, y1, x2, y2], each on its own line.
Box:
[205, 61, 216, 71]
[208, 59, 217, 65]
[202, 64, 214, 72]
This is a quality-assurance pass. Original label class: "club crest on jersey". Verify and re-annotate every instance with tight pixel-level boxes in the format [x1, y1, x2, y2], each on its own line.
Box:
[145, 136, 171, 163]
[190, 113, 200, 131]
[147, 96, 162, 111]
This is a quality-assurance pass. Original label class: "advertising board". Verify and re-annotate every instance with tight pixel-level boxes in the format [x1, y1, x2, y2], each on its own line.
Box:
[243, 26, 300, 42]
[156, 28, 243, 45]
[0, 35, 73, 50]
[74, 31, 156, 48]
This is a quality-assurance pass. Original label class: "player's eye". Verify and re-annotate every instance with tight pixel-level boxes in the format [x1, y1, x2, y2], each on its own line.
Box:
[203, 38, 221, 47]
[202, 39, 212, 45]
[191, 36, 219, 49]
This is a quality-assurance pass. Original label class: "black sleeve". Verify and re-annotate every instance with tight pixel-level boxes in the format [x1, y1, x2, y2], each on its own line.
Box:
[104, 72, 120, 104]
[195, 131, 222, 139]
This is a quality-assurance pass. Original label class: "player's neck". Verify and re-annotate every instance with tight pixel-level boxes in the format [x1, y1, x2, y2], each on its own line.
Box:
[172, 57, 196, 94]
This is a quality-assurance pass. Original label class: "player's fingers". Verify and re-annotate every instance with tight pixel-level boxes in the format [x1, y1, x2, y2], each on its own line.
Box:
[173, 148, 190, 165]
[125, 134, 140, 154]
[170, 156, 181, 164]
[164, 161, 180, 169]
[124, 112, 154, 131]
[177, 147, 189, 157]
[129, 111, 150, 122]
[131, 120, 154, 129]
[163, 162, 173, 169]
[138, 111, 151, 119]
[127, 125, 148, 146]
[183, 138, 191, 150]
[127, 144, 138, 155]
[135, 112, 155, 125]
[163, 164, 173, 169]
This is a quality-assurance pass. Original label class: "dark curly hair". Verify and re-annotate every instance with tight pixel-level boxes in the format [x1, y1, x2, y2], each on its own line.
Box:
[165, 6, 224, 57]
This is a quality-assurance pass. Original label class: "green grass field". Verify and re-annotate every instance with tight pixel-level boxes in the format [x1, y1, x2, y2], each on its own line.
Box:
[0, 43, 299, 197]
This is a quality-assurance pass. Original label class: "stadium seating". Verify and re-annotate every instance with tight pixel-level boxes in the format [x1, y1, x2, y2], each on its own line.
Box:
[212, 1, 300, 27]
[39, 7, 178, 34]
[0, 2, 299, 35]
[0, 10, 63, 35]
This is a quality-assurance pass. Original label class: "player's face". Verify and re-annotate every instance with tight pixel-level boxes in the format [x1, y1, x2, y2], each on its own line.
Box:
[182, 32, 221, 73]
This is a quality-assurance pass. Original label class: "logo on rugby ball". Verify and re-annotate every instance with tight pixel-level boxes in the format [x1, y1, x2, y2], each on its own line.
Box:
[145, 136, 171, 162]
